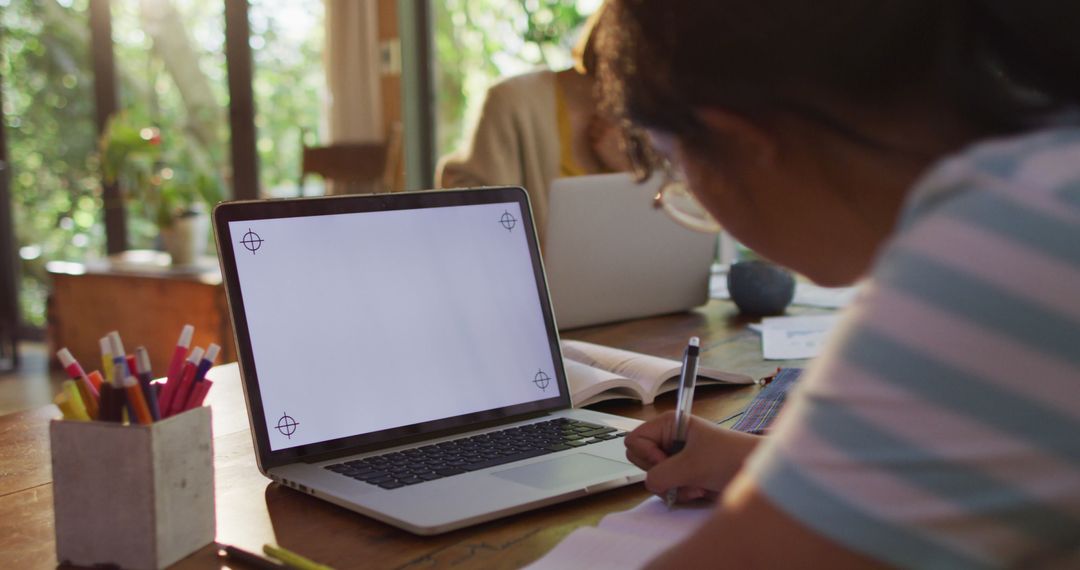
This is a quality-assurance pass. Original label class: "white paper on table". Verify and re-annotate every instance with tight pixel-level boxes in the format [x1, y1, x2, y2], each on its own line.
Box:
[758, 314, 840, 360]
[525, 496, 714, 570]
[791, 282, 859, 308]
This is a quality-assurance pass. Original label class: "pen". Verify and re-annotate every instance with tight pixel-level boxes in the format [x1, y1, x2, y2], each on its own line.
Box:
[263, 543, 335, 570]
[666, 336, 700, 508]
[217, 544, 284, 569]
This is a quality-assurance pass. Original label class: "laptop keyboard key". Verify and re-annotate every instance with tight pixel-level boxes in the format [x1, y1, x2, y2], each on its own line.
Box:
[435, 467, 467, 477]
[378, 481, 405, 490]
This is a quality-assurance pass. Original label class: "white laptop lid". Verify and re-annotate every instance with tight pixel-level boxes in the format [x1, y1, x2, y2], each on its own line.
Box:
[214, 188, 571, 470]
[544, 173, 716, 330]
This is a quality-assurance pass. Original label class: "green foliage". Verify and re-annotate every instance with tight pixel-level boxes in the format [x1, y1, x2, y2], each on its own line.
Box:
[3, 0, 322, 327]
[433, 0, 593, 157]
[99, 110, 224, 228]
[249, 1, 325, 196]
[2, 0, 102, 327]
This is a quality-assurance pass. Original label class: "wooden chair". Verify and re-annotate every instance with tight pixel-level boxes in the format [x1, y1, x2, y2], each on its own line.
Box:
[299, 122, 404, 195]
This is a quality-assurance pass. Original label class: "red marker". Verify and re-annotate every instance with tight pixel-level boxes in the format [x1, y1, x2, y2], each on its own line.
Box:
[167, 324, 195, 383]
[56, 348, 99, 420]
[165, 346, 203, 417]
[159, 325, 194, 415]
[183, 379, 214, 412]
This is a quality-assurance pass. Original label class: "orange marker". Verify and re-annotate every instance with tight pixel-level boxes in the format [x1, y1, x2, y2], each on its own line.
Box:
[123, 376, 154, 425]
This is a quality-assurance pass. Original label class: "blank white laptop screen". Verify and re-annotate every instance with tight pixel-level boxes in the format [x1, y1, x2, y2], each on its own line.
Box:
[228, 202, 561, 451]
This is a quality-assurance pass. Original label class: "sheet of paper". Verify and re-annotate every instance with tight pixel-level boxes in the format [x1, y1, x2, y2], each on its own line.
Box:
[791, 282, 858, 308]
[757, 314, 840, 360]
[525, 497, 714, 570]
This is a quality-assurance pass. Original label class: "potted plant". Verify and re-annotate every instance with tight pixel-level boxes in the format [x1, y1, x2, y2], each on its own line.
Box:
[99, 111, 223, 265]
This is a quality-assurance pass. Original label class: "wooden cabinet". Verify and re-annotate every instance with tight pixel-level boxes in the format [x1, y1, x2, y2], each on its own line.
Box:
[46, 251, 235, 376]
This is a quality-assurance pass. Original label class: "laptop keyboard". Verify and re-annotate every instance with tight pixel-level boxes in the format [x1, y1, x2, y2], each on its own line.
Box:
[323, 418, 627, 490]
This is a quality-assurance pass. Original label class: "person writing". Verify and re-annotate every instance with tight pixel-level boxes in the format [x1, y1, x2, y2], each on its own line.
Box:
[597, 0, 1080, 567]
[437, 7, 629, 240]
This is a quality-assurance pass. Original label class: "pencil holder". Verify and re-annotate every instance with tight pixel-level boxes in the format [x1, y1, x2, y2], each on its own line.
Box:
[50, 406, 215, 570]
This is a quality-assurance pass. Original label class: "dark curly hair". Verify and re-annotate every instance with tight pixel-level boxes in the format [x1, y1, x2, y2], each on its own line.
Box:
[597, 0, 1080, 169]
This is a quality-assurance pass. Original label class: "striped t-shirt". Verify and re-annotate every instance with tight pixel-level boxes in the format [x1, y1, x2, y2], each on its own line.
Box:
[745, 127, 1080, 568]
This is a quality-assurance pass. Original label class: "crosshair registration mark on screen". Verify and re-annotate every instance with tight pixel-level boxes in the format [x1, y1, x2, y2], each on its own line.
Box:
[499, 210, 517, 232]
[276, 412, 299, 438]
[240, 228, 263, 254]
[533, 369, 551, 391]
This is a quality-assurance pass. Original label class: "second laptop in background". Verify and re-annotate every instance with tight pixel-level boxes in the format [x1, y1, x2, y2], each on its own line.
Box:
[544, 173, 717, 330]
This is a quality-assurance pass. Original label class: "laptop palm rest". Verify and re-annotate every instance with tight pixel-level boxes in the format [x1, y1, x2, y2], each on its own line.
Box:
[491, 453, 629, 490]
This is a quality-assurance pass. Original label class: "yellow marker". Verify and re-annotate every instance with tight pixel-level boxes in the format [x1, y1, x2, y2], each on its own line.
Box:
[55, 380, 90, 421]
[263, 544, 334, 570]
[99, 336, 114, 385]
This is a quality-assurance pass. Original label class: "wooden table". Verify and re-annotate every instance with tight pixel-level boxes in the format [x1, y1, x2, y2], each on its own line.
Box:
[46, 250, 236, 375]
[0, 300, 813, 569]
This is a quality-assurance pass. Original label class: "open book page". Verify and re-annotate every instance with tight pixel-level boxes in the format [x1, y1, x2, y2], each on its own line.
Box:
[525, 496, 714, 570]
[562, 340, 754, 405]
[563, 359, 648, 407]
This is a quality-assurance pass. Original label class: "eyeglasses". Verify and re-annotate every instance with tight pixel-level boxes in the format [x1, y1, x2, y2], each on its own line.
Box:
[653, 160, 723, 234]
[622, 126, 723, 234]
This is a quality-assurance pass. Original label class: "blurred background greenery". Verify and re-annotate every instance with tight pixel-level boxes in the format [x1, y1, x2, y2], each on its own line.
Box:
[1, 0, 596, 329]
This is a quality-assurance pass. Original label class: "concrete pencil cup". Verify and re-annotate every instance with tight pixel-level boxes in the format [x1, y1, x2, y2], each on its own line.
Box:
[50, 406, 215, 570]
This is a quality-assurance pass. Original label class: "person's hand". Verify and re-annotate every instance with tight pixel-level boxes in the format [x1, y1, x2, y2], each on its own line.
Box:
[625, 411, 760, 504]
[588, 116, 633, 173]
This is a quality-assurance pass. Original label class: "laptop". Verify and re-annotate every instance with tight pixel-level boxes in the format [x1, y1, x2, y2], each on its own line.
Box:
[544, 173, 717, 330]
[213, 187, 644, 535]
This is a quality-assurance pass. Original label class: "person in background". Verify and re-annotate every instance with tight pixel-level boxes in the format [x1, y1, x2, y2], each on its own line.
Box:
[598, 0, 1080, 567]
[436, 6, 630, 241]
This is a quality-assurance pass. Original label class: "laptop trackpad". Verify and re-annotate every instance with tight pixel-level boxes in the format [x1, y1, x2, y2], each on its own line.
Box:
[492, 453, 629, 490]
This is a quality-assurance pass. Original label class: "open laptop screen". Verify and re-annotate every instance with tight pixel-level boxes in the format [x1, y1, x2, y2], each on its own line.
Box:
[217, 190, 566, 461]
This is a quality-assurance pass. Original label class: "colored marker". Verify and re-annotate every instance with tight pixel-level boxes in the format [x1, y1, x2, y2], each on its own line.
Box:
[99, 336, 114, 385]
[263, 544, 333, 570]
[108, 332, 138, 422]
[164, 346, 203, 417]
[97, 384, 121, 422]
[126, 354, 138, 376]
[168, 324, 195, 383]
[135, 347, 161, 421]
[183, 379, 213, 412]
[87, 371, 106, 393]
[55, 380, 91, 421]
[123, 375, 154, 425]
[56, 348, 99, 420]
[194, 343, 220, 383]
